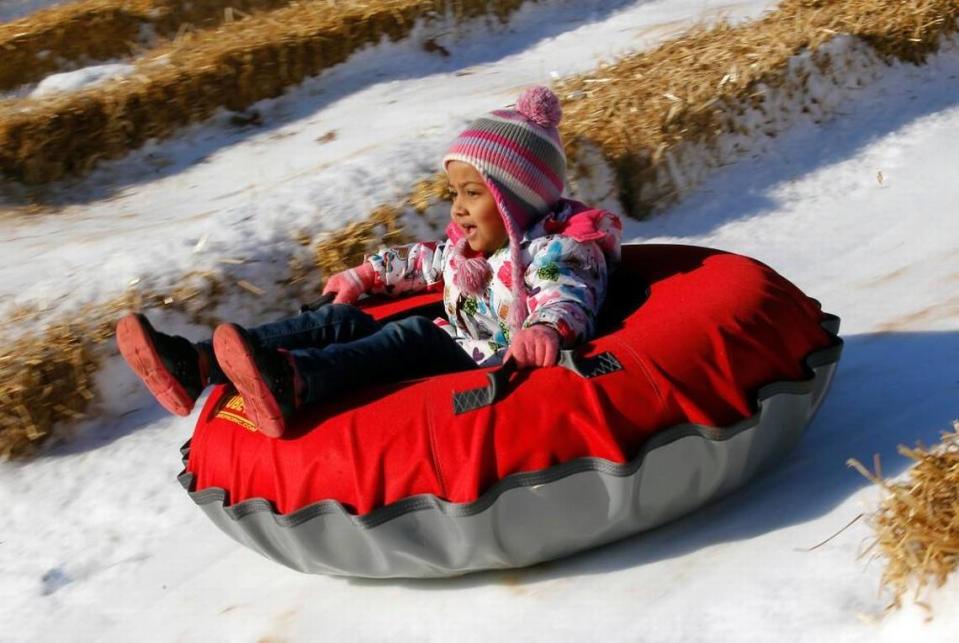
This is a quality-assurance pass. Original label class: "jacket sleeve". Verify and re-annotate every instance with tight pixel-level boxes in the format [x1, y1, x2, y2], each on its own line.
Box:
[365, 239, 449, 297]
[522, 236, 608, 348]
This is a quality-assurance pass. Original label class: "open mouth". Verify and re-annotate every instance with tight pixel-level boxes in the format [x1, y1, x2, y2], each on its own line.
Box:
[461, 223, 477, 236]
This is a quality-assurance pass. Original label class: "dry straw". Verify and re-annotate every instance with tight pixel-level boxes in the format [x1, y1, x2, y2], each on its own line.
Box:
[0, 272, 227, 459]
[556, 0, 959, 216]
[0, 321, 102, 459]
[313, 205, 412, 276]
[0, 0, 304, 93]
[0, 0, 530, 184]
[848, 422, 959, 611]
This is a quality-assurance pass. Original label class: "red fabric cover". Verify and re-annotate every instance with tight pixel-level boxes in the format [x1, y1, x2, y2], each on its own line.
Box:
[186, 245, 834, 515]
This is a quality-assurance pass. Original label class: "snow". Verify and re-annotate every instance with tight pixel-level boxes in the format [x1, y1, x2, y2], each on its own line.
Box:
[28, 63, 135, 99]
[2, 0, 959, 640]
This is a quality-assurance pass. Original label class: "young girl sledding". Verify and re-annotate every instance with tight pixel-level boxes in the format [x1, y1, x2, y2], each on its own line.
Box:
[116, 86, 623, 438]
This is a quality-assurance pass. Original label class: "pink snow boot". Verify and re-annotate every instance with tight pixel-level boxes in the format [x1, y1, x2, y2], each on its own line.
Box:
[116, 313, 209, 416]
[212, 323, 300, 439]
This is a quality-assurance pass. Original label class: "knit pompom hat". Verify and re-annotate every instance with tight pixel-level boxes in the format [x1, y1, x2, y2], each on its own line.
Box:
[443, 85, 566, 335]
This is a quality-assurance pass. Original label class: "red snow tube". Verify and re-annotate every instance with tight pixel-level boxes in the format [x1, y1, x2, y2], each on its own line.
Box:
[186, 244, 836, 516]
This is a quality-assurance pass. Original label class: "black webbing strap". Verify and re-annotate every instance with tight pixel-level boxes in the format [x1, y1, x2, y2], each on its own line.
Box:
[452, 350, 623, 415]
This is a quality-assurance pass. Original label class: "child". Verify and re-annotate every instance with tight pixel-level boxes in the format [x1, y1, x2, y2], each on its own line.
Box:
[116, 86, 622, 438]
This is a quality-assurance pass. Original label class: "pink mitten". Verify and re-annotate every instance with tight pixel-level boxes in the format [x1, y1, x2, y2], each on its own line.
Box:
[322, 262, 376, 304]
[505, 324, 560, 369]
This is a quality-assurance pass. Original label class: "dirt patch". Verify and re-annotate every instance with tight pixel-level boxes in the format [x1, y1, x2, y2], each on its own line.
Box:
[874, 295, 959, 333]
[857, 265, 910, 290]
[500, 571, 529, 594]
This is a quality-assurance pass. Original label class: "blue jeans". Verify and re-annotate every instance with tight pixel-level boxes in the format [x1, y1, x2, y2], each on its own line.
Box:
[198, 304, 478, 404]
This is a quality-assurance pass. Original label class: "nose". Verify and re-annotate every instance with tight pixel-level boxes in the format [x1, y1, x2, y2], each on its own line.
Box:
[451, 194, 467, 217]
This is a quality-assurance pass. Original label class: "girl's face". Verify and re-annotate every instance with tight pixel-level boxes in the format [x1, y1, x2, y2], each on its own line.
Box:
[446, 161, 507, 255]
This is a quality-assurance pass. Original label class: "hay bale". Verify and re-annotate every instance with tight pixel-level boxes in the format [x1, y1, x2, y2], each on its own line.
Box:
[0, 0, 530, 184]
[0, 269, 229, 459]
[0, 195, 417, 459]
[313, 205, 411, 276]
[556, 0, 959, 217]
[0, 2, 144, 94]
[371, 1, 959, 221]
[849, 422, 959, 610]
[0, 0, 308, 93]
[0, 322, 102, 459]
[409, 172, 451, 214]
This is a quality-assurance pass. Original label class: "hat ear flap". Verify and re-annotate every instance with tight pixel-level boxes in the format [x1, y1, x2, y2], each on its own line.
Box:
[482, 175, 529, 337]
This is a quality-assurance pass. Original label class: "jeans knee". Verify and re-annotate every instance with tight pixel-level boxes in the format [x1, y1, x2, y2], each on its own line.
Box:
[386, 317, 474, 370]
[305, 303, 374, 326]
[392, 316, 435, 335]
[326, 303, 359, 318]
[390, 317, 454, 348]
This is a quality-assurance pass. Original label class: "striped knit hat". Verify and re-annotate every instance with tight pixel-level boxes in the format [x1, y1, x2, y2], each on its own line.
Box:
[443, 86, 567, 334]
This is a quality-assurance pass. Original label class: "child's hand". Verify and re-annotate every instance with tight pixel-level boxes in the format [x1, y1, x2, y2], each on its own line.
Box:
[322, 263, 376, 304]
[505, 324, 560, 369]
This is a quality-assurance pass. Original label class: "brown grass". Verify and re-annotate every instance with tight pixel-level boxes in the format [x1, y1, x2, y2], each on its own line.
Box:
[849, 422, 959, 611]
[0, 0, 304, 93]
[0, 0, 531, 184]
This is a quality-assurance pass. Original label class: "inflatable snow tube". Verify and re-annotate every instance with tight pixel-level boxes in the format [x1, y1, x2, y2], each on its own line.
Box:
[180, 244, 842, 578]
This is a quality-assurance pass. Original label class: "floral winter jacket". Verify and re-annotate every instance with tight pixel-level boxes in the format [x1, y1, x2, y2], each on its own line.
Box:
[365, 199, 623, 366]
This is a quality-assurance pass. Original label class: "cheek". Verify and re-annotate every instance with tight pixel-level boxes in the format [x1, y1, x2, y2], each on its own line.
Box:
[477, 203, 505, 239]
[486, 220, 507, 244]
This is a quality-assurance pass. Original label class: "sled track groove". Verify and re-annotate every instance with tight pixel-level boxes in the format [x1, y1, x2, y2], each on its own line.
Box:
[0, 0, 304, 94]
[0, 0, 532, 184]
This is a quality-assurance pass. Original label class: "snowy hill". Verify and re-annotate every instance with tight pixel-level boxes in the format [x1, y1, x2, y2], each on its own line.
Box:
[2, 0, 958, 640]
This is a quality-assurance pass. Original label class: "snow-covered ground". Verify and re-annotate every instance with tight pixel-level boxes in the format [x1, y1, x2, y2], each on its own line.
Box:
[2, 0, 958, 640]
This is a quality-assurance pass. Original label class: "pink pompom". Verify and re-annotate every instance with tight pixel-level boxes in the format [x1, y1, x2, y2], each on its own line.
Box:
[451, 238, 492, 296]
[515, 86, 562, 128]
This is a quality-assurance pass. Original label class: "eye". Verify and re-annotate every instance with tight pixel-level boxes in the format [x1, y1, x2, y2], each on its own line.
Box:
[466, 190, 479, 198]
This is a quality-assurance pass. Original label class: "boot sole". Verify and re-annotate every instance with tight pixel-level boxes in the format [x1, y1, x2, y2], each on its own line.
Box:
[116, 314, 194, 416]
[213, 324, 286, 438]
